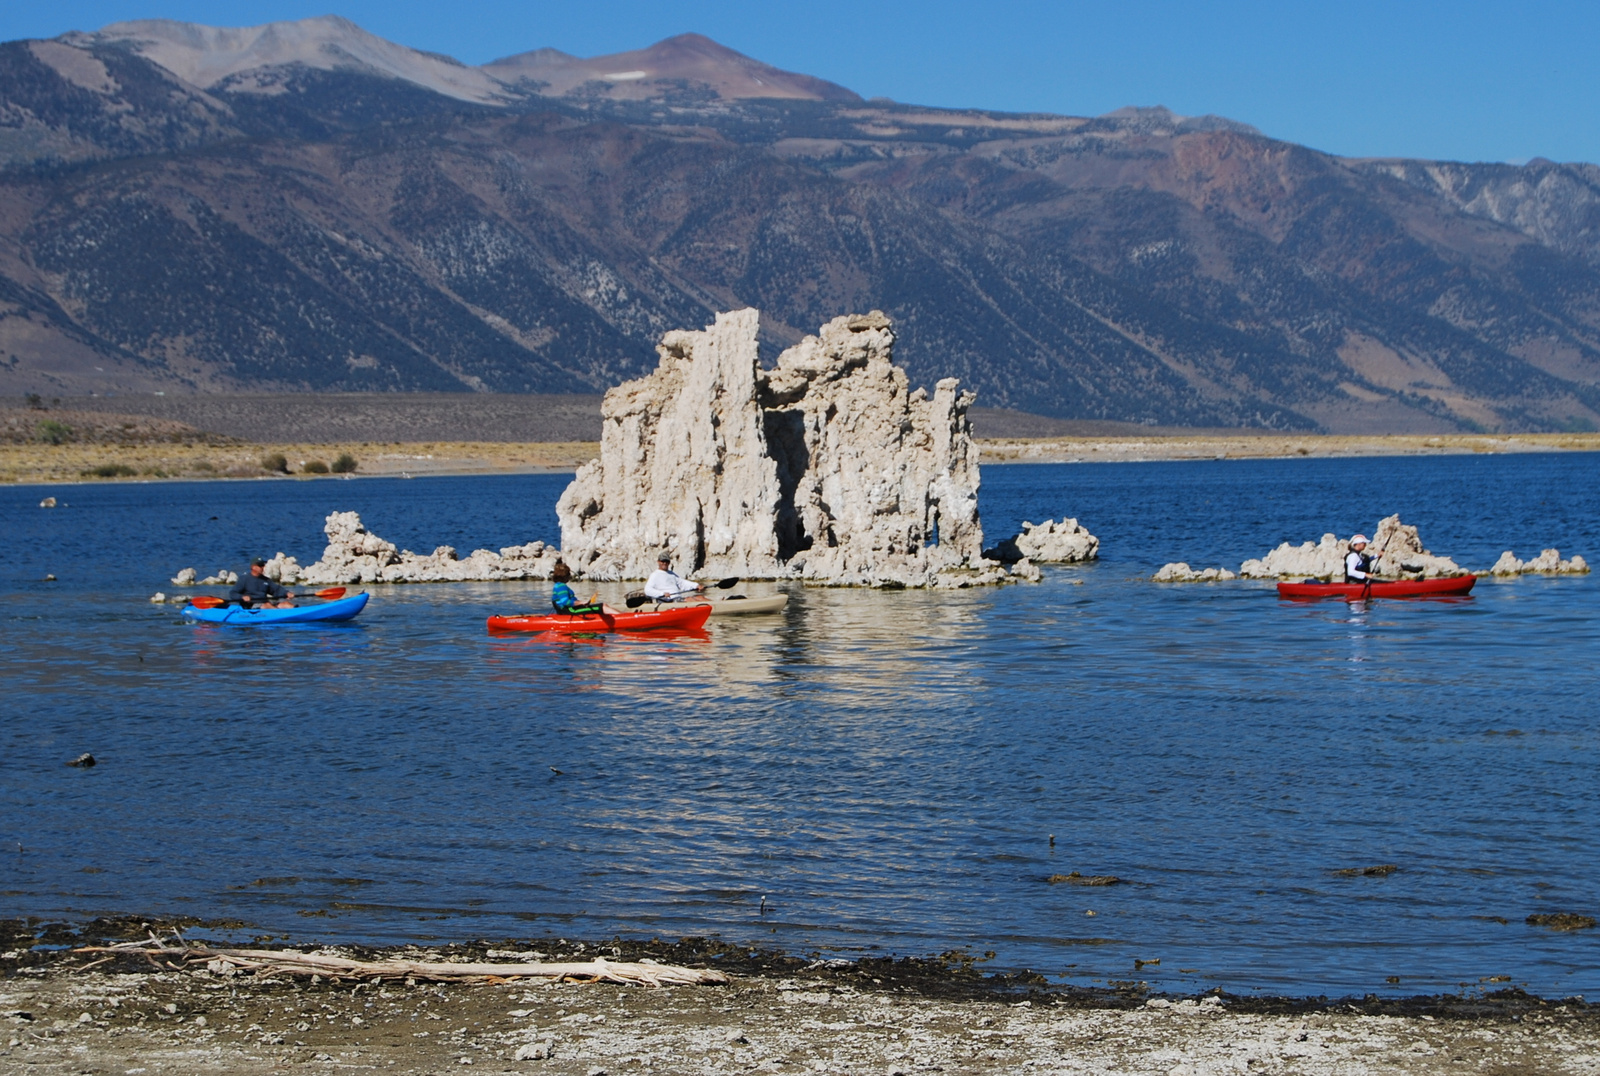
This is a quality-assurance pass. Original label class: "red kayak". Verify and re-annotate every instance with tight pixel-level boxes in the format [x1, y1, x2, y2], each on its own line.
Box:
[1277, 575, 1476, 600]
[486, 603, 713, 633]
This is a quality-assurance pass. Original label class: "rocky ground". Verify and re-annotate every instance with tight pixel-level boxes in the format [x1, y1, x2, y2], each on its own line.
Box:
[3, 920, 1596, 1075]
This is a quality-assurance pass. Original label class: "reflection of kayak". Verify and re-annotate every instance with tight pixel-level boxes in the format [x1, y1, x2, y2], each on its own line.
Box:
[1277, 576, 1476, 600]
[183, 593, 370, 624]
[486, 603, 712, 633]
[689, 594, 789, 616]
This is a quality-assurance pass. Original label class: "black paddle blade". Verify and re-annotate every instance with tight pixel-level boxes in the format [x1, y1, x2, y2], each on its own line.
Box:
[624, 593, 650, 609]
[715, 576, 740, 589]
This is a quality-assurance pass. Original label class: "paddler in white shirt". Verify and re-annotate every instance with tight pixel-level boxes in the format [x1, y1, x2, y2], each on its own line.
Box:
[644, 553, 704, 602]
[1344, 534, 1379, 584]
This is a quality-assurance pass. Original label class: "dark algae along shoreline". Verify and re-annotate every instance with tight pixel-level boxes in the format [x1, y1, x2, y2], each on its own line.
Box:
[4, 916, 1594, 1014]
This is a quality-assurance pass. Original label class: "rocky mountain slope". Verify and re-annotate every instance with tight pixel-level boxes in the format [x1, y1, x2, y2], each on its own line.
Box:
[2, 16, 1598, 431]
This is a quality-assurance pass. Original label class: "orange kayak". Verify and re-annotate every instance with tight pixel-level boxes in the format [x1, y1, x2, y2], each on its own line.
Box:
[486, 603, 713, 633]
[1277, 576, 1476, 600]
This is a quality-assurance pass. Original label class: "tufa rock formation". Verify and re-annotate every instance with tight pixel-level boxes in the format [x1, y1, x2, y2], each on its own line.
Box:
[985, 519, 1100, 564]
[1153, 563, 1237, 582]
[289, 512, 565, 585]
[1489, 549, 1589, 575]
[557, 309, 1013, 587]
[1238, 515, 1466, 580]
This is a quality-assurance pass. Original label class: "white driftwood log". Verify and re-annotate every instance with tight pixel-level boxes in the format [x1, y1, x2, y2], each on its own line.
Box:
[76, 943, 729, 986]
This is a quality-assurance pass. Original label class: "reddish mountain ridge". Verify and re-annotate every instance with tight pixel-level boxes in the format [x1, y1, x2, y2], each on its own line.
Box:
[1, 17, 1598, 432]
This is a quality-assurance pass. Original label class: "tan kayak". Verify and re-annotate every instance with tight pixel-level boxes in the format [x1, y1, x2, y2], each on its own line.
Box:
[680, 593, 789, 615]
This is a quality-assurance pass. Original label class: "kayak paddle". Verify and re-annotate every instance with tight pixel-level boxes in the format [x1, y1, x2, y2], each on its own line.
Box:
[188, 586, 347, 609]
[624, 577, 740, 609]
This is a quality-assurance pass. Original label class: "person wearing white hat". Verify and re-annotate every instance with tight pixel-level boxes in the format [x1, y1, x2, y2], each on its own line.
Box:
[1344, 535, 1378, 584]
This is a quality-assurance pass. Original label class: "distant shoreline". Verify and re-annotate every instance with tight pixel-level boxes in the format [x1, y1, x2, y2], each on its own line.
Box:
[4, 432, 1599, 486]
[981, 431, 1600, 464]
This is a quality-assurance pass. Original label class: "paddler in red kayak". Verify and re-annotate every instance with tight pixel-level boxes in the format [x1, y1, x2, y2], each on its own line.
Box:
[230, 557, 296, 608]
[644, 552, 705, 602]
[551, 560, 619, 615]
[1344, 535, 1380, 585]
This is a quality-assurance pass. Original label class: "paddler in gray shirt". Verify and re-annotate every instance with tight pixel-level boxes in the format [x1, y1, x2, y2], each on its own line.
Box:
[229, 557, 297, 608]
[643, 553, 704, 601]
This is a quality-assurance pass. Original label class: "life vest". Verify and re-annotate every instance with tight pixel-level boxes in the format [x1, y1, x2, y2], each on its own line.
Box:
[1345, 551, 1374, 583]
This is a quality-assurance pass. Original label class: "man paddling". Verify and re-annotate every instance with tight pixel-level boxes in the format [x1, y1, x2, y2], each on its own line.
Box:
[1344, 534, 1380, 585]
[230, 558, 296, 608]
[644, 553, 703, 602]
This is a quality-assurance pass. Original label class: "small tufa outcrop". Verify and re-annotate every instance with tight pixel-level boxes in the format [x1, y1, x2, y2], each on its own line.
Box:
[985, 519, 1100, 565]
[297, 511, 565, 584]
[1238, 514, 1466, 580]
[1017, 519, 1099, 563]
[171, 567, 197, 586]
[1153, 562, 1236, 582]
[558, 309, 1005, 587]
[1489, 549, 1589, 575]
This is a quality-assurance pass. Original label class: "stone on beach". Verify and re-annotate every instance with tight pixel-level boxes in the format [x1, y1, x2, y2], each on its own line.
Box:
[297, 511, 566, 585]
[1153, 562, 1237, 582]
[1238, 515, 1466, 579]
[558, 309, 1010, 587]
[1489, 549, 1589, 575]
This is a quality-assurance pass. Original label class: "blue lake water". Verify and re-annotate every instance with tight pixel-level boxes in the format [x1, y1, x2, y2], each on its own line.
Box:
[2, 452, 1598, 997]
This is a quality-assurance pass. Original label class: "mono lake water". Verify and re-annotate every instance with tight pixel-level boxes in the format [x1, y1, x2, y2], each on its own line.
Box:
[2, 452, 1598, 998]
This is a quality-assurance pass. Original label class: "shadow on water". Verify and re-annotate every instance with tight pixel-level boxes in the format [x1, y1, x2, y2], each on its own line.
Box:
[1, 455, 1598, 996]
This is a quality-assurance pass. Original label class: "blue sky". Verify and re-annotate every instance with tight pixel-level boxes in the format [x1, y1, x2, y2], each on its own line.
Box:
[6, 1, 1597, 165]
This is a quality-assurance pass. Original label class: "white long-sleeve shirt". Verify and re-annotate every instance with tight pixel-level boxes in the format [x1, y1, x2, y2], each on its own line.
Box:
[644, 567, 698, 599]
[1345, 550, 1375, 581]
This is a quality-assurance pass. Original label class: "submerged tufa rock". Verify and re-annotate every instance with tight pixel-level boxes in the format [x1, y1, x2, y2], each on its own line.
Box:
[558, 309, 1007, 587]
[1238, 514, 1466, 580]
[1153, 562, 1236, 582]
[1489, 549, 1589, 575]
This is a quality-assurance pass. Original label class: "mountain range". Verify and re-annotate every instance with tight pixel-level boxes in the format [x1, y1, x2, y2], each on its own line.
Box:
[3, 16, 1600, 431]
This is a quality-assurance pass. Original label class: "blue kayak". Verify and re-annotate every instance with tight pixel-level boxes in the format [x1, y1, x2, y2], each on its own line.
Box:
[182, 593, 369, 625]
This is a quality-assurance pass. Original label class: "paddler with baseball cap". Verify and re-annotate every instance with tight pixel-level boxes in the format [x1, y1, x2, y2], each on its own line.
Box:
[229, 557, 296, 608]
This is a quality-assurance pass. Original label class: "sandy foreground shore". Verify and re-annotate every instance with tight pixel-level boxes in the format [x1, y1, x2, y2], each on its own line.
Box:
[4, 433, 1600, 486]
[3, 924, 1596, 1076]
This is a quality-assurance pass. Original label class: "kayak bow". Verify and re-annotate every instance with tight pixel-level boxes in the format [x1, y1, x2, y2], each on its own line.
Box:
[687, 593, 789, 616]
[1276, 576, 1476, 600]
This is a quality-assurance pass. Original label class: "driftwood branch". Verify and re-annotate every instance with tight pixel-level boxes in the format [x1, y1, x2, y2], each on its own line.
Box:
[73, 942, 729, 987]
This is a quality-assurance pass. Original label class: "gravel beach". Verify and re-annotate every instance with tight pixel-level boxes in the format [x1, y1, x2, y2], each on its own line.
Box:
[3, 922, 1596, 1075]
